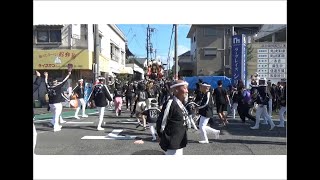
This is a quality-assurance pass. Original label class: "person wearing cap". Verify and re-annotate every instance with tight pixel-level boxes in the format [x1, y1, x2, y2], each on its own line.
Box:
[197, 82, 220, 143]
[44, 70, 72, 132]
[73, 79, 89, 119]
[141, 99, 161, 141]
[90, 76, 113, 131]
[156, 80, 189, 155]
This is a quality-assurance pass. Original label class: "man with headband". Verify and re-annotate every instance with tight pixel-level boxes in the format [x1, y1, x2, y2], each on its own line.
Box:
[156, 80, 189, 155]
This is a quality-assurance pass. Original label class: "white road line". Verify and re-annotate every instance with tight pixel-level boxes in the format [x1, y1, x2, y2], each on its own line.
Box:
[81, 136, 137, 140]
[33, 112, 99, 122]
[118, 121, 138, 124]
[81, 129, 137, 140]
[107, 129, 123, 137]
[66, 122, 94, 124]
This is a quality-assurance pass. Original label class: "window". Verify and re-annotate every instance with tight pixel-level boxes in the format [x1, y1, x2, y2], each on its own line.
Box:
[99, 35, 102, 53]
[37, 30, 61, 43]
[204, 27, 217, 36]
[110, 43, 115, 60]
[121, 51, 125, 65]
[193, 35, 196, 43]
[115, 47, 120, 62]
[203, 47, 217, 56]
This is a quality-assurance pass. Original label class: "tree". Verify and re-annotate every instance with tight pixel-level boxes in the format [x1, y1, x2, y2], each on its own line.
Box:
[246, 44, 253, 62]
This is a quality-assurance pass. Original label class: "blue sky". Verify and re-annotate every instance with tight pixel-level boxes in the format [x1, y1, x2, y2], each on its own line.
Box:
[117, 24, 191, 69]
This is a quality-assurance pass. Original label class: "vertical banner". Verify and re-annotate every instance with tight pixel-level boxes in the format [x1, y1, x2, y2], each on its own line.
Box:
[231, 34, 247, 85]
[84, 82, 93, 104]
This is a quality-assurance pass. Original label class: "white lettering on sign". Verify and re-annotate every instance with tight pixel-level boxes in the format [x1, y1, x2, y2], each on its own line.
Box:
[258, 54, 268, 58]
[269, 54, 286, 58]
[269, 63, 286, 68]
[258, 59, 268, 63]
[258, 49, 268, 53]
[257, 68, 268, 73]
[233, 37, 241, 44]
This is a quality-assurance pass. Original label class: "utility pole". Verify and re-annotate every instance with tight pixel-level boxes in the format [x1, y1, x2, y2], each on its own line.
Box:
[174, 24, 178, 80]
[146, 24, 149, 67]
[223, 27, 226, 76]
[68, 25, 73, 49]
[94, 24, 100, 80]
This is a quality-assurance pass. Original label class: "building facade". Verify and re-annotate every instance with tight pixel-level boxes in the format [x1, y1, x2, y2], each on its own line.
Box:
[185, 24, 261, 77]
[250, 24, 287, 84]
[33, 24, 129, 104]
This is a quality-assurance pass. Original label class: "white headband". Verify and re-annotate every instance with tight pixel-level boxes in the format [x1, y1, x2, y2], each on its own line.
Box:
[201, 83, 211, 87]
[170, 82, 188, 89]
[78, 79, 83, 82]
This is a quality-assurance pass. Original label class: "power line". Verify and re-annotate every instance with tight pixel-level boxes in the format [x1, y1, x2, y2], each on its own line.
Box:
[126, 27, 132, 37]
[167, 25, 174, 72]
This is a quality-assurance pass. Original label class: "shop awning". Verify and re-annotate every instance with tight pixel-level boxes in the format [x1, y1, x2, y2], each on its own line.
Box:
[119, 67, 133, 74]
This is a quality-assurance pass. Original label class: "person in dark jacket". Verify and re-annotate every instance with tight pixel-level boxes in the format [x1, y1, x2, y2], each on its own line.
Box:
[250, 78, 275, 130]
[114, 83, 124, 116]
[33, 70, 42, 155]
[276, 79, 286, 127]
[156, 80, 189, 155]
[236, 84, 256, 123]
[197, 82, 220, 144]
[124, 82, 135, 112]
[73, 79, 88, 119]
[141, 99, 161, 141]
[44, 70, 71, 132]
[91, 76, 112, 131]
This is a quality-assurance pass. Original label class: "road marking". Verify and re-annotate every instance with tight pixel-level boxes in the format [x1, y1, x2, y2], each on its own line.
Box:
[115, 119, 138, 124]
[81, 129, 137, 140]
[118, 121, 138, 124]
[33, 112, 99, 121]
[66, 122, 94, 124]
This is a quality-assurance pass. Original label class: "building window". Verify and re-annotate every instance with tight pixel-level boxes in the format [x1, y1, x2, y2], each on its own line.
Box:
[204, 27, 217, 36]
[193, 35, 196, 42]
[121, 51, 125, 65]
[203, 47, 217, 56]
[115, 46, 120, 62]
[110, 43, 114, 60]
[36, 30, 61, 43]
[99, 35, 102, 53]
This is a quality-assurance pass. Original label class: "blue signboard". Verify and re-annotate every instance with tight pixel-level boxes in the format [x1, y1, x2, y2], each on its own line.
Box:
[231, 34, 247, 85]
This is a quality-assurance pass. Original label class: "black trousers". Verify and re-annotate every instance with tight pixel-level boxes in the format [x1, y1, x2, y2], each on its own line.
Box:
[125, 96, 133, 110]
[237, 103, 256, 122]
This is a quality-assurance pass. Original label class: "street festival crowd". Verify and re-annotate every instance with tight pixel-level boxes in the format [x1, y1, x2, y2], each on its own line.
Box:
[33, 68, 287, 155]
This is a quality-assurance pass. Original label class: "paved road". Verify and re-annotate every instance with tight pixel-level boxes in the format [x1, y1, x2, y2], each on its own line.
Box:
[34, 107, 286, 155]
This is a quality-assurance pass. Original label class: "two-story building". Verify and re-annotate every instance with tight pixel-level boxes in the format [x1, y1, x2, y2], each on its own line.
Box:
[33, 24, 130, 105]
[184, 24, 261, 77]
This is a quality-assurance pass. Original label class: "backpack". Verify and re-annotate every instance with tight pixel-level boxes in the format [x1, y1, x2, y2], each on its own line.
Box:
[242, 90, 252, 104]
